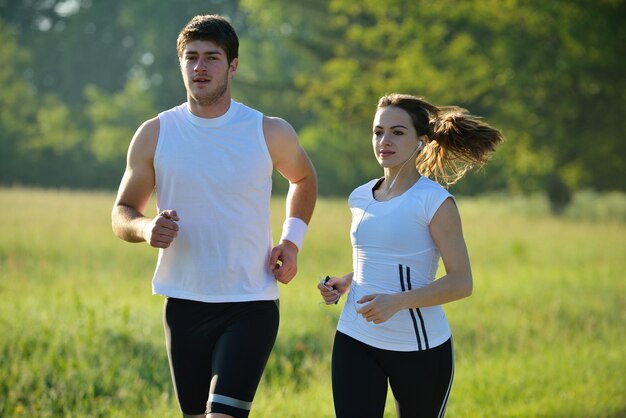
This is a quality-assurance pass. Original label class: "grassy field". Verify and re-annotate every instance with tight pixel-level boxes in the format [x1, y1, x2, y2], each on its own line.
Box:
[0, 187, 624, 417]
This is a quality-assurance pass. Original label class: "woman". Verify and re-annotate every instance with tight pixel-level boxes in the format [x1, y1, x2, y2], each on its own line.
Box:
[318, 93, 503, 418]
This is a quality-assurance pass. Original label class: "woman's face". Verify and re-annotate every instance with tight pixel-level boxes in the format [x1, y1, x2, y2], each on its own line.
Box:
[372, 106, 422, 170]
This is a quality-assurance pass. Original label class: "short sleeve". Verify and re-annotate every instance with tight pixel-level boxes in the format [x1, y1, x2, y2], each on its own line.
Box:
[349, 179, 380, 210]
[423, 182, 455, 223]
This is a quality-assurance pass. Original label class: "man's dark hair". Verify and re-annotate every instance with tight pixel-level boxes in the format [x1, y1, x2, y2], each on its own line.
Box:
[176, 14, 239, 63]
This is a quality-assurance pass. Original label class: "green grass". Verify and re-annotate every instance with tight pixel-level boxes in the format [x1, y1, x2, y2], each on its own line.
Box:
[0, 188, 624, 417]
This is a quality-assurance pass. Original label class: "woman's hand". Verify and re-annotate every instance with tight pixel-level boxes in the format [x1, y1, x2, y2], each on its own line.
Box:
[356, 293, 401, 324]
[317, 274, 352, 305]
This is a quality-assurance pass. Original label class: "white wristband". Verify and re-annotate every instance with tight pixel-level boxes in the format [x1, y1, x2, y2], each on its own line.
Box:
[279, 217, 308, 251]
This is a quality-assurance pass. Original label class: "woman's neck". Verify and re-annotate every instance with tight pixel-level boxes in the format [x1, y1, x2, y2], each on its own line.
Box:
[376, 168, 421, 201]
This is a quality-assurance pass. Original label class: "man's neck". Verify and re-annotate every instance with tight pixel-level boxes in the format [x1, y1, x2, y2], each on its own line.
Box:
[187, 95, 232, 119]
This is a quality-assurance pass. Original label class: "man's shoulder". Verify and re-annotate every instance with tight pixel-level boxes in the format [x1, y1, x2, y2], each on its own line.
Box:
[263, 114, 289, 126]
[262, 115, 297, 142]
[139, 116, 160, 136]
[158, 103, 187, 119]
[130, 116, 160, 151]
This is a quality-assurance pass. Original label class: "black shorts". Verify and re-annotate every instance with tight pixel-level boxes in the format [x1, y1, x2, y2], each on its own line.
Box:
[164, 297, 279, 417]
[332, 331, 454, 418]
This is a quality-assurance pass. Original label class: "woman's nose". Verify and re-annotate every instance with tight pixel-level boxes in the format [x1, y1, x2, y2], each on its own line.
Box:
[379, 132, 392, 145]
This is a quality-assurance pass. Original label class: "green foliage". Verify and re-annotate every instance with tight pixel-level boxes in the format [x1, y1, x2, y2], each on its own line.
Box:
[299, 124, 380, 196]
[85, 77, 156, 164]
[0, 21, 37, 183]
[298, 0, 626, 204]
[27, 95, 84, 154]
[0, 188, 624, 417]
[236, 0, 335, 130]
[564, 190, 626, 222]
[0, 1, 624, 207]
[480, 0, 626, 202]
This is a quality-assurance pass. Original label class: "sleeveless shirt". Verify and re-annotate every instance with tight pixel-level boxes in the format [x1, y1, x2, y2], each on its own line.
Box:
[151, 100, 278, 302]
[337, 176, 453, 351]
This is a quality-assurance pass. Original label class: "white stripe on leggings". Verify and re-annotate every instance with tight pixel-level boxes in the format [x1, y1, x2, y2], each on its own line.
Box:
[208, 393, 252, 411]
[438, 340, 455, 418]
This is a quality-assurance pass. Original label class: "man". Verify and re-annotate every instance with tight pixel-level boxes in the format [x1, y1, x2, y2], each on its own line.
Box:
[111, 15, 317, 418]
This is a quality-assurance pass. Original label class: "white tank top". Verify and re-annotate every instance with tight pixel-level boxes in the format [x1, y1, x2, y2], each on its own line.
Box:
[337, 176, 453, 351]
[151, 100, 278, 302]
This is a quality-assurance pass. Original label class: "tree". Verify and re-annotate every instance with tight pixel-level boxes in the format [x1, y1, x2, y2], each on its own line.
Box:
[85, 77, 155, 160]
[0, 21, 37, 185]
[1, 0, 623, 202]
[474, 0, 626, 211]
[296, 0, 511, 195]
[297, 0, 626, 208]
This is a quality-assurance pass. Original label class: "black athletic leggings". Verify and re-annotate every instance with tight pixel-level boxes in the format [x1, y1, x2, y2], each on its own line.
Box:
[332, 331, 454, 418]
[164, 298, 279, 417]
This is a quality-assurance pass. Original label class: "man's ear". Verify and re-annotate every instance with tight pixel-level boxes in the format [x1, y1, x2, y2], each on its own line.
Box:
[229, 58, 239, 78]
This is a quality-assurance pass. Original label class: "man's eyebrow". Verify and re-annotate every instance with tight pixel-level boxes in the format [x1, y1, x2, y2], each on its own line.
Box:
[184, 50, 223, 56]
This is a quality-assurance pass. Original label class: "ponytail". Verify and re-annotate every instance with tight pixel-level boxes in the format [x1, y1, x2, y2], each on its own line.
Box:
[377, 94, 504, 186]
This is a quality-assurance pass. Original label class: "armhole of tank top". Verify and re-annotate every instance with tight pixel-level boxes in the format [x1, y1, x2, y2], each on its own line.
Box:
[153, 114, 165, 170]
[256, 113, 273, 169]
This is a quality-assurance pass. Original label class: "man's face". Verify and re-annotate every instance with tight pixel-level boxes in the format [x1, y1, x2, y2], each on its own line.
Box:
[180, 40, 238, 106]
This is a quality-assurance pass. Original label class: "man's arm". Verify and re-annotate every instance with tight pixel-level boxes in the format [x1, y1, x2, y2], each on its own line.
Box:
[264, 116, 317, 283]
[111, 117, 179, 248]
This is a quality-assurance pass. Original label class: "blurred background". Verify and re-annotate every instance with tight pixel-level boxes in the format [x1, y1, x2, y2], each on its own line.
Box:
[1, 2, 625, 416]
[0, 0, 624, 211]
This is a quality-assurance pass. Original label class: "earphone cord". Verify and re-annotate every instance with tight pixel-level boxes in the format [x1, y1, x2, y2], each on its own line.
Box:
[384, 141, 422, 197]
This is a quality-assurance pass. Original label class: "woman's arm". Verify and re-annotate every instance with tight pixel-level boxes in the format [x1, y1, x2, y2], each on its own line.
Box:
[357, 197, 472, 323]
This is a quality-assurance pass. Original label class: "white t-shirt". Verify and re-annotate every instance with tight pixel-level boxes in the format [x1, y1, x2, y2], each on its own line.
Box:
[151, 100, 278, 303]
[337, 176, 453, 351]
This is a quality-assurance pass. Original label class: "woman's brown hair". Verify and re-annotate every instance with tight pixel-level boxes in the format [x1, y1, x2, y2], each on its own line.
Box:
[377, 93, 504, 186]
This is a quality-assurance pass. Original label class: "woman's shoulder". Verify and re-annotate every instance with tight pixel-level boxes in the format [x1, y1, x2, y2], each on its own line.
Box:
[413, 176, 452, 197]
[349, 178, 380, 203]
[410, 177, 455, 221]
[354, 178, 381, 194]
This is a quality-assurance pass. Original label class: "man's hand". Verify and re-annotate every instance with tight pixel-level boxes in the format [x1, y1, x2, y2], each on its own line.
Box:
[269, 240, 298, 284]
[143, 210, 180, 248]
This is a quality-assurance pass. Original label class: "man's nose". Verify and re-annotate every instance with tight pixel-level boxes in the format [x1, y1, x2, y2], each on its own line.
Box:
[194, 58, 208, 72]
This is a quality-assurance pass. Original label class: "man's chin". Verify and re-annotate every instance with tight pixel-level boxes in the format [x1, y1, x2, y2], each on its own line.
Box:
[191, 90, 227, 107]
